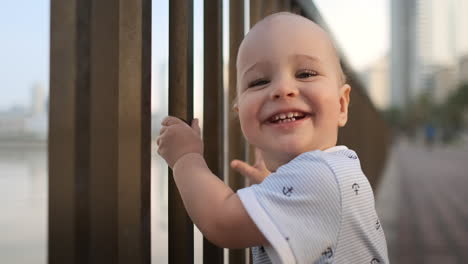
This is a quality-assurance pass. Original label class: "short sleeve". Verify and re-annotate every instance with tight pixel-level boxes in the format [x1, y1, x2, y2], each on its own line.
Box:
[237, 151, 342, 264]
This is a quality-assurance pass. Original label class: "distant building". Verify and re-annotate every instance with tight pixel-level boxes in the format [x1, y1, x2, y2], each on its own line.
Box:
[427, 65, 457, 104]
[390, 0, 417, 108]
[361, 55, 390, 110]
[31, 83, 46, 116]
[459, 54, 468, 84]
[0, 84, 48, 140]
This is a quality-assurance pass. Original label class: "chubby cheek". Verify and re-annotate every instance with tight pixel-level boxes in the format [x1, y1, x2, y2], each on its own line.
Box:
[314, 92, 341, 122]
[238, 108, 258, 143]
[236, 95, 263, 139]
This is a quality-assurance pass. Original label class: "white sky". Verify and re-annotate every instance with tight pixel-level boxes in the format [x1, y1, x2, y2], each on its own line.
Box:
[314, 0, 390, 71]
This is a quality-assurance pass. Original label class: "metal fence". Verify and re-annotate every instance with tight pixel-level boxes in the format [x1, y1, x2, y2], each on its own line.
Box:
[48, 0, 390, 263]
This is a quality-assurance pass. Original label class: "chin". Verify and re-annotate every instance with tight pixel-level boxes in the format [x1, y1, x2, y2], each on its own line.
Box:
[272, 142, 311, 157]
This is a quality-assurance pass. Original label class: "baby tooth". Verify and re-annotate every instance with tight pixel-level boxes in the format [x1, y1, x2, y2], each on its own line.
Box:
[279, 113, 286, 119]
[287, 112, 294, 118]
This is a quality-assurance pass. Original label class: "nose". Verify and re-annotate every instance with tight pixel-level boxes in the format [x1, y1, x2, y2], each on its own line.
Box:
[269, 78, 299, 100]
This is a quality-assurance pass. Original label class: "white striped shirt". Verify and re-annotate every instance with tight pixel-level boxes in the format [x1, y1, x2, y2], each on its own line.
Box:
[237, 146, 389, 264]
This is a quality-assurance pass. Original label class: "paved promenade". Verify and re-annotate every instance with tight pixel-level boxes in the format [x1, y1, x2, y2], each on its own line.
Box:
[376, 140, 468, 263]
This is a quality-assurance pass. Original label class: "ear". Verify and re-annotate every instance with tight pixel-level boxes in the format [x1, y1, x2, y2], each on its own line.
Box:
[337, 84, 351, 127]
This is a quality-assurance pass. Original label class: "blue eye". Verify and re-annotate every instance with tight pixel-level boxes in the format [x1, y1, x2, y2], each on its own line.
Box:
[248, 79, 269, 88]
[296, 70, 318, 79]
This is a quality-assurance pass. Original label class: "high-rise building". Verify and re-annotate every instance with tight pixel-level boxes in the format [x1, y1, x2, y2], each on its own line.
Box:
[454, 0, 468, 58]
[391, 0, 468, 107]
[391, 0, 417, 108]
[31, 83, 45, 115]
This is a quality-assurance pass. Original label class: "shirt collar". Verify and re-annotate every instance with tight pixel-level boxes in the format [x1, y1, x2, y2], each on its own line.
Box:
[323, 145, 348, 153]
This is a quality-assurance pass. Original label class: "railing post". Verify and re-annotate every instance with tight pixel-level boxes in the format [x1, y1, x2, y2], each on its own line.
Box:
[49, 1, 82, 262]
[261, 0, 279, 16]
[249, 0, 262, 26]
[168, 0, 195, 263]
[49, 0, 151, 263]
[228, 0, 247, 263]
[203, 0, 224, 261]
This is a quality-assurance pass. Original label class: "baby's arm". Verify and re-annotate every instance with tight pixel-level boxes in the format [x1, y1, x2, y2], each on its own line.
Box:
[157, 116, 268, 248]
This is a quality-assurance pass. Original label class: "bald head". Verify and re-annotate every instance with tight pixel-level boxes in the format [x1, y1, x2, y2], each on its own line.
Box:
[237, 12, 346, 89]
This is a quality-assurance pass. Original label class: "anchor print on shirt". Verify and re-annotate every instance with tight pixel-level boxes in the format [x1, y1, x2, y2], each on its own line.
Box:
[282, 186, 293, 197]
[376, 219, 381, 230]
[321, 247, 333, 258]
[259, 246, 265, 253]
[370, 258, 380, 263]
[352, 183, 360, 195]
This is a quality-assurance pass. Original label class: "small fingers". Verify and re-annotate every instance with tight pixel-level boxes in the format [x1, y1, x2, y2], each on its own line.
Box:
[231, 159, 264, 184]
[159, 126, 168, 135]
[191, 118, 201, 135]
[161, 116, 183, 126]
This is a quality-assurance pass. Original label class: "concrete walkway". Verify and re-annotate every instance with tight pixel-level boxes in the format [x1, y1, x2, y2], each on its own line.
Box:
[376, 140, 468, 263]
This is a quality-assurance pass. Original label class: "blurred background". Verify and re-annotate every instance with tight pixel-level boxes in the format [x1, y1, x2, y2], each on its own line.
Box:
[1, 0, 467, 263]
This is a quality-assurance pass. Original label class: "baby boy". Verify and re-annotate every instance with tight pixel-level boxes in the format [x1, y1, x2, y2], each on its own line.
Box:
[157, 12, 389, 264]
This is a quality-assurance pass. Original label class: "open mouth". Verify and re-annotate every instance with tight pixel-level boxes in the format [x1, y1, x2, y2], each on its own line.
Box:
[268, 111, 310, 124]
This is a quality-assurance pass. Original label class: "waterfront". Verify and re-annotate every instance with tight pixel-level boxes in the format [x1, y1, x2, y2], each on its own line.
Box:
[0, 144, 47, 263]
[0, 142, 173, 264]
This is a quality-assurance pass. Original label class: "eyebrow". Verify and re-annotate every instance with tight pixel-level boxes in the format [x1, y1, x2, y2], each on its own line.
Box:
[291, 54, 322, 64]
[241, 61, 268, 80]
[241, 54, 322, 79]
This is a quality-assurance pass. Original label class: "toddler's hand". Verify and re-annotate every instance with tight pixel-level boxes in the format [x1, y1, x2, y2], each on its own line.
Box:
[157, 116, 203, 168]
[231, 148, 270, 184]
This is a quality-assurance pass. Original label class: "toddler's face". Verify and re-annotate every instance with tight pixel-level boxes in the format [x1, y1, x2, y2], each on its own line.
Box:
[235, 14, 350, 163]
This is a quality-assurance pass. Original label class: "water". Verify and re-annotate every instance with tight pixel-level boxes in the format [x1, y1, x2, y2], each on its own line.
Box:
[0, 143, 173, 264]
[0, 145, 47, 264]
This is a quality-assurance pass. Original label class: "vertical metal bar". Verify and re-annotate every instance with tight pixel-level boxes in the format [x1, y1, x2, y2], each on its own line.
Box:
[228, 0, 246, 263]
[49, 0, 151, 263]
[169, 0, 194, 263]
[117, 0, 152, 262]
[88, 0, 152, 263]
[280, 0, 292, 12]
[87, 1, 119, 261]
[140, 1, 153, 261]
[49, 0, 81, 262]
[261, 0, 279, 16]
[249, 0, 263, 26]
[75, 0, 91, 262]
[203, 0, 225, 263]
